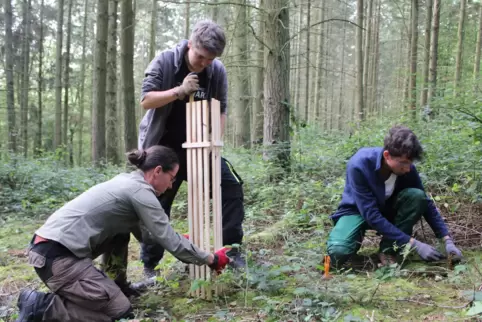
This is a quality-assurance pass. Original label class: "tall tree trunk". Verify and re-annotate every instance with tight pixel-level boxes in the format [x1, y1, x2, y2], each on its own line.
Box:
[294, 4, 303, 119]
[35, 0, 44, 155]
[355, 0, 364, 121]
[78, 0, 89, 164]
[5, 0, 17, 153]
[420, 0, 432, 108]
[106, 0, 119, 164]
[54, 0, 64, 149]
[338, 3, 348, 131]
[149, 0, 156, 61]
[63, 0, 73, 151]
[409, 0, 418, 116]
[427, 0, 440, 103]
[92, 0, 109, 164]
[363, 0, 373, 110]
[263, 0, 290, 175]
[314, 1, 325, 125]
[21, 0, 32, 157]
[303, 0, 310, 123]
[184, 1, 190, 39]
[370, 0, 381, 114]
[474, 3, 482, 79]
[454, 0, 466, 96]
[121, 0, 137, 151]
[251, 0, 264, 145]
[233, 0, 250, 147]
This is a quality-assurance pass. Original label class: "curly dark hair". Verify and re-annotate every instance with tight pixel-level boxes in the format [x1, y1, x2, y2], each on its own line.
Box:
[383, 125, 423, 160]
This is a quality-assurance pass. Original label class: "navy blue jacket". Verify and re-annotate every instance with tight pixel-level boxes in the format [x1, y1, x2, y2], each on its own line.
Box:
[332, 147, 449, 244]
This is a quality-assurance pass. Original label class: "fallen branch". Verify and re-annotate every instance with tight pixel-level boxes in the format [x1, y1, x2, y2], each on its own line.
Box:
[396, 298, 471, 309]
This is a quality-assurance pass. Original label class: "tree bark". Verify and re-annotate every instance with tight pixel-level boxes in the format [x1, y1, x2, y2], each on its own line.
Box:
[21, 0, 32, 157]
[5, 0, 17, 153]
[420, 0, 432, 108]
[474, 3, 482, 79]
[303, 0, 311, 123]
[184, 1, 190, 39]
[54, 0, 64, 149]
[263, 0, 291, 175]
[454, 0, 466, 96]
[409, 0, 418, 116]
[35, 0, 45, 155]
[251, 0, 264, 145]
[314, 1, 325, 125]
[337, 2, 348, 131]
[78, 0, 89, 164]
[427, 0, 440, 103]
[92, 0, 109, 164]
[233, 0, 250, 147]
[106, 0, 119, 164]
[121, 0, 137, 151]
[63, 0, 73, 152]
[149, 0, 156, 61]
[363, 0, 373, 111]
[356, 0, 364, 121]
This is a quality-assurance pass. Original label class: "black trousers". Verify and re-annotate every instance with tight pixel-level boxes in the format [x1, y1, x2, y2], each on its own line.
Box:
[140, 151, 245, 269]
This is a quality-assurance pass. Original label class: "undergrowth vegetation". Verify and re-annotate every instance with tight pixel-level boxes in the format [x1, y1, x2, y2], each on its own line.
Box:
[1, 111, 481, 321]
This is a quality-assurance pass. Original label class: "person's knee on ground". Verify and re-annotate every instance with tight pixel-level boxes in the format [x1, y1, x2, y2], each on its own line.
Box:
[327, 244, 356, 269]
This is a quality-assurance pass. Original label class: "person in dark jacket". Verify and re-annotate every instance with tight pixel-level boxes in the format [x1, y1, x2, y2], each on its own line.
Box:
[137, 19, 245, 277]
[327, 126, 462, 267]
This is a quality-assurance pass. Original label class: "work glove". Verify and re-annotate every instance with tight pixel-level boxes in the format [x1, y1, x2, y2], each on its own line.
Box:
[444, 237, 462, 258]
[182, 233, 190, 240]
[411, 239, 446, 261]
[177, 73, 199, 99]
[208, 247, 231, 273]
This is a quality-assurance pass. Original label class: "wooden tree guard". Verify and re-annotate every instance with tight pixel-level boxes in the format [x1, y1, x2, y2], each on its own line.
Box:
[182, 98, 223, 299]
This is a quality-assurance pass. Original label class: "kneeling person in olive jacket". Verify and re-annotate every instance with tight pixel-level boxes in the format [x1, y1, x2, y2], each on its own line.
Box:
[16, 145, 229, 322]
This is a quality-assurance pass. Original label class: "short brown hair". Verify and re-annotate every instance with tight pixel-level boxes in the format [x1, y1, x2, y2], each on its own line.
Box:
[383, 126, 423, 160]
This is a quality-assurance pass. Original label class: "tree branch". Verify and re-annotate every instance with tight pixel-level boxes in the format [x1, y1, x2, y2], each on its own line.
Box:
[247, 22, 272, 52]
[280, 18, 363, 53]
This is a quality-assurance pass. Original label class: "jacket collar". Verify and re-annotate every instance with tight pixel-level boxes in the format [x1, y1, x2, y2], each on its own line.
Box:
[374, 147, 384, 172]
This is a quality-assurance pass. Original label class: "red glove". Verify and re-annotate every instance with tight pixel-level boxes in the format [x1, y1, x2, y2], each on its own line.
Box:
[182, 233, 190, 240]
[208, 247, 231, 273]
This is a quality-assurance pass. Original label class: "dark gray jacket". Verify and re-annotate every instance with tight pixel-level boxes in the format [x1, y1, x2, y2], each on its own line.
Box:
[138, 40, 228, 149]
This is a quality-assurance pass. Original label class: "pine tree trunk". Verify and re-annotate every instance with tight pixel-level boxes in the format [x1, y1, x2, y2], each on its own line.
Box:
[409, 0, 418, 116]
[303, 0, 310, 123]
[474, 3, 482, 79]
[21, 0, 32, 157]
[78, 0, 89, 164]
[106, 0, 119, 164]
[121, 0, 137, 151]
[427, 0, 440, 103]
[92, 0, 109, 164]
[233, 0, 250, 147]
[420, 0, 432, 108]
[356, 0, 364, 121]
[337, 3, 348, 131]
[54, 0, 64, 149]
[184, 1, 190, 39]
[294, 4, 303, 120]
[63, 0, 73, 152]
[251, 0, 264, 145]
[5, 0, 17, 153]
[454, 0, 466, 96]
[263, 0, 291, 174]
[35, 0, 44, 155]
[363, 0, 373, 110]
[149, 0, 156, 61]
[314, 1, 325, 125]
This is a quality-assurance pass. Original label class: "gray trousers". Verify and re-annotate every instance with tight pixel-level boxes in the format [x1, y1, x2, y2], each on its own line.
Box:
[29, 239, 131, 322]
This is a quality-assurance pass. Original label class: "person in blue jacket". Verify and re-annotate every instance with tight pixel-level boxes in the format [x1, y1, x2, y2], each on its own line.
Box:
[327, 125, 462, 267]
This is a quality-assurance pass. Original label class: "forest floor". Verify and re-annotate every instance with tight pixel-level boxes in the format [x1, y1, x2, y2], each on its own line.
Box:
[1, 202, 482, 321]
